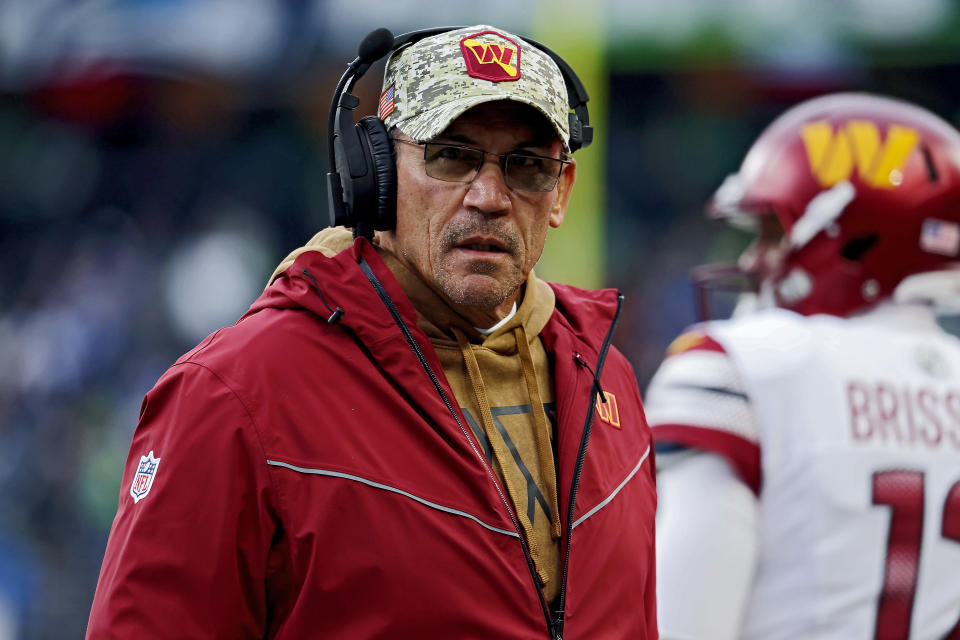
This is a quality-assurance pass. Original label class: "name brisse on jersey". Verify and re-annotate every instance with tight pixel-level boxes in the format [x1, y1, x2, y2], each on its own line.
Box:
[848, 379, 960, 449]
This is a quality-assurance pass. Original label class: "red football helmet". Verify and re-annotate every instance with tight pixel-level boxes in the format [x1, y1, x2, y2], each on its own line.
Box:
[697, 92, 960, 318]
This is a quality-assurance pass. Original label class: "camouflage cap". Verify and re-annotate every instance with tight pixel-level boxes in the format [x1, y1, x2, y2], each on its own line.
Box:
[378, 25, 571, 150]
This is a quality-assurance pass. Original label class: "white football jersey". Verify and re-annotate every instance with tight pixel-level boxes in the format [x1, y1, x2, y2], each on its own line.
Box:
[646, 304, 960, 640]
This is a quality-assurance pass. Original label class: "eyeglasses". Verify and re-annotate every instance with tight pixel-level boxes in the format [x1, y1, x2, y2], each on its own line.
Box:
[392, 138, 571, 193]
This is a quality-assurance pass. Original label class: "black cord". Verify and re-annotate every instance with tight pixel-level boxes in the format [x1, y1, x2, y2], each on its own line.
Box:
[302, 268, 344, 324]
[574, 352, 607, 402]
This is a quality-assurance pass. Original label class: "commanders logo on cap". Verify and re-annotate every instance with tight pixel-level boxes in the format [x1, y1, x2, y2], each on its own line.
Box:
[379, 25, 570, 149]
[459, 30, 521, 82]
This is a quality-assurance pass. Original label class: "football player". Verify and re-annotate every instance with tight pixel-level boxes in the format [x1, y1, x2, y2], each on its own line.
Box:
[647, 92, 960, 640]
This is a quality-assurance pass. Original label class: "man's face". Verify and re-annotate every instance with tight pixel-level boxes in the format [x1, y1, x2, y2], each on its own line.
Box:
[380, 101, 576, 326]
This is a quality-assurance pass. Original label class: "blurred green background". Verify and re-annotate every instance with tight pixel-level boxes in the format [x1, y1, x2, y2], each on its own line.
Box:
[3, 0, 960, 636]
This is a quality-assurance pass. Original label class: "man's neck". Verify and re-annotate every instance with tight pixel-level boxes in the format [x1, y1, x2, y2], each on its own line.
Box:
[456, 293, 520, 331]
[475, 302, 518, 335]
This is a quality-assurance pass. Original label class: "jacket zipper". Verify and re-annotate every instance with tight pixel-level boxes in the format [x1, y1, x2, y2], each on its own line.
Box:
[356, 257, 556, 636]
[552, 293, 624, 639]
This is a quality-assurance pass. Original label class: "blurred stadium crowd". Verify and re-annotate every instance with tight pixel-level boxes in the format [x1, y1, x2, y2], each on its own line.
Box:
[4, 0, 960, 637]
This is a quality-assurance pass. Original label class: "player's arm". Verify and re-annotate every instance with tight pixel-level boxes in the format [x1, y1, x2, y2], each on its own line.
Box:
[644, 329, 762, 640]
[86, 363, 279, 639]
[655, 450, 758, 640]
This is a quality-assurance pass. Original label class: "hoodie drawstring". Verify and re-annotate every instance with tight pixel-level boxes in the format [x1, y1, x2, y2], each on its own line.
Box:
[514, 325, 562, 540]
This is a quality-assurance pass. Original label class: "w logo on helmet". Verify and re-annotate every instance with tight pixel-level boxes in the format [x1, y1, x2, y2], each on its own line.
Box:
[459, 31, 521, 82]
[801, 120, 919, 189]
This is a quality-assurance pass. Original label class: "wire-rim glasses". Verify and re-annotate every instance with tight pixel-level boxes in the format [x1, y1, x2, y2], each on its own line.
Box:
[392, 138, 570, 193]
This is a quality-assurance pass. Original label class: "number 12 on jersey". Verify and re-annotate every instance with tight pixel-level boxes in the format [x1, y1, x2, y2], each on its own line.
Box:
[872, 470, 960, 639]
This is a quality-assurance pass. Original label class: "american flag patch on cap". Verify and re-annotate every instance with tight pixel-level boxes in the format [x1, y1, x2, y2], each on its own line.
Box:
[378, 83, 396, 120]
[920, 218, 960, 256]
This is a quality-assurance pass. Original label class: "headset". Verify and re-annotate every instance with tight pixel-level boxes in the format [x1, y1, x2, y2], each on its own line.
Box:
[326, 26, 594, 240]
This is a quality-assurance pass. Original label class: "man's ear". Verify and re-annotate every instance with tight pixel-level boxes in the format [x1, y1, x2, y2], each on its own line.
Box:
[549, 159, 576, 228]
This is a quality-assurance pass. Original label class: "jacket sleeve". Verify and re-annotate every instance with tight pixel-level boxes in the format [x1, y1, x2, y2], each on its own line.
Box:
[86, 362, 280, 639]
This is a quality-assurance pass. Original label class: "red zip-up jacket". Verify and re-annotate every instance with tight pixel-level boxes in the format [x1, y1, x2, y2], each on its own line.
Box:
[87, 239, 658, 639]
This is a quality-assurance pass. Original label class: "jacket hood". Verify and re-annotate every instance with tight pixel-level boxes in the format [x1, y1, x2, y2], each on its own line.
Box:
[266, 226, 357, 285]
[245, 228, 421, 341]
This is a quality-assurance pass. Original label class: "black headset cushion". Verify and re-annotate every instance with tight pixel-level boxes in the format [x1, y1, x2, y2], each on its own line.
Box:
[357, 116, 396, 230]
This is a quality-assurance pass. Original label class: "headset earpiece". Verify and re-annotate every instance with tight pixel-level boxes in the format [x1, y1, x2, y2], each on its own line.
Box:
[355, 116, 396, 235]
[326, 28, 397, 238]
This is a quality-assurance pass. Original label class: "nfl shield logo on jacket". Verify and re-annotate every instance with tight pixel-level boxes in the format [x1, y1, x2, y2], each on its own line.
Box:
[129, 451, 161, 503]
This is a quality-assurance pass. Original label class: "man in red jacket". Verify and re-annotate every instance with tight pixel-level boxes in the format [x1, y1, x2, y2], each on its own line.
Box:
[87, 25, 657, 639]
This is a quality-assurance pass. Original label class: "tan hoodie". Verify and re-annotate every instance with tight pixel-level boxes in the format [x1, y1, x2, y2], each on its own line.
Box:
[269, 227, 562, 603]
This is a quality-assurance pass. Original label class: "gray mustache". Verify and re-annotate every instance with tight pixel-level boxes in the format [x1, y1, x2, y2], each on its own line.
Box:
[443, 219, 520, 254]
